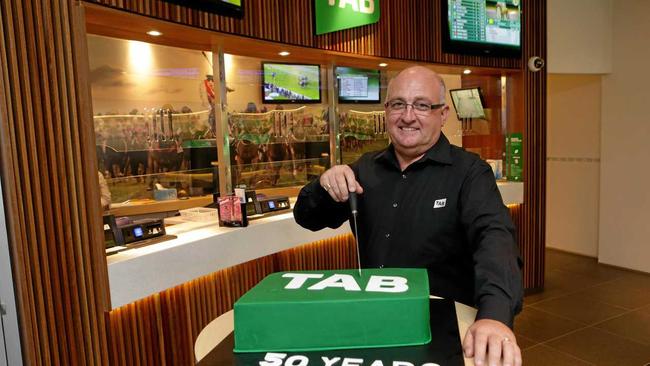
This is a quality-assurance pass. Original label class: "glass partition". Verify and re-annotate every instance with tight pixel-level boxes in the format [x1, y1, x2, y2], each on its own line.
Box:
[87, 34, 515, 221]
[224, 54, 331, 192]
[88, 35, 218, 210]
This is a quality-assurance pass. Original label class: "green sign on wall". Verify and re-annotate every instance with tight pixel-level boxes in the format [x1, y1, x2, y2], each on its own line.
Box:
[505, 132, 523, 181]
[314, 0, 380, 35]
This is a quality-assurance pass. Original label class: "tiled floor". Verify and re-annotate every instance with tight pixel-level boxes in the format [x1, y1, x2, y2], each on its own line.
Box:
[518, 249, 650, 366]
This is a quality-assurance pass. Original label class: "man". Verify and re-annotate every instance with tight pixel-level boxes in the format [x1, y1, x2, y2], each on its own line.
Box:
[294, 66, 523, 366]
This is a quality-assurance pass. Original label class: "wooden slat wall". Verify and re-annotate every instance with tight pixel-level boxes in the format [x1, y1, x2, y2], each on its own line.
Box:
[0, 1, 110, 365]
[107, 234, 357, 366]
[521, 0, 547, 291]
[88, 0, 521, 69]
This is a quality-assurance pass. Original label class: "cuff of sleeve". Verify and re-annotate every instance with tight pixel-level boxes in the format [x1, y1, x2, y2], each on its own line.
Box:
[309, 179, 332, 198]
[476, 295, 514, 329]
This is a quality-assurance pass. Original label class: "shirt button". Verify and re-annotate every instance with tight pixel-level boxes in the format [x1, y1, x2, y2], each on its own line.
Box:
[385, 233, 390, 238]
[392, 202, 398, 208]
[402, 174, 407, 179]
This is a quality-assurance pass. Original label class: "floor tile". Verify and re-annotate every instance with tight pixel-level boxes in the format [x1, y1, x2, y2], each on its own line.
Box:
[574, 281, 650, 310]
[547, 327, 650, 366]
[513, 332, 538, 350]
[525, 268, 610, 305]
[544, 250, 630, 282]
[513, 307, 583, 343]
[642, 304, 650, 315]
[595, 309, 650, 346]
[530, 293, 628, 325]
[522, 344, 593, 366]
[545, 249, 589, 270]
[616, 271, 650, 289]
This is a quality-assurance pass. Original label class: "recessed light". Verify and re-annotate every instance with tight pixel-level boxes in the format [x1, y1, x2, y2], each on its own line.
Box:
[147, 30, 162, 37]
[278, 51, 290, 56]
[378, 63, 388, 67]
[463, 69, 472, 74]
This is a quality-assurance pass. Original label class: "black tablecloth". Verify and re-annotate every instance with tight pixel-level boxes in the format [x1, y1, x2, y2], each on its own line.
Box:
[197, 298, 464, 366]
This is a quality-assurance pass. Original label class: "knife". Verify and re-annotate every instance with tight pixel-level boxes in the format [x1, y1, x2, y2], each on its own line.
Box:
[349, 191, 362, 278]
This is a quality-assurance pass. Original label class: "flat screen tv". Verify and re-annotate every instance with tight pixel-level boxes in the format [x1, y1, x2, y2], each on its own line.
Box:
[161, 0, 244, 18]
[442, 0, 521, 57]
[336, 67, 381, 104]
[262, 62, 322, 104]
[449, 87, 486, 119]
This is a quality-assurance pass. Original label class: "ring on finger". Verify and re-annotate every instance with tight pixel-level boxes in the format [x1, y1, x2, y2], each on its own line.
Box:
[324, 183, 332, 191]
[502, 337, 510, 343]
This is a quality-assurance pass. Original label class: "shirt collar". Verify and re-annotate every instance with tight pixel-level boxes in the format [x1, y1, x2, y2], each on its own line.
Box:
[374, 132, 453, 167]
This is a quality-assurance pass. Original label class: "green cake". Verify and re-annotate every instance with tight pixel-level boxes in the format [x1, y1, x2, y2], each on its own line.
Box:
[233, 268, 431, 353]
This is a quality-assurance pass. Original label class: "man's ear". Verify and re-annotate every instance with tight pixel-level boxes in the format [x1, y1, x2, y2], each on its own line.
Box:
[440, 105, 450, 126]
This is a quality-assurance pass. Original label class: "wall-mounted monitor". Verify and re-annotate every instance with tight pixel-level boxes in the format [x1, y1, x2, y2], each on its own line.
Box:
[161, 0, 244, 18]
[449, 87, 486, 119]
[442, 0, 521, 57]
[262, 62, 322, 104]
[336, 67, 381, 104]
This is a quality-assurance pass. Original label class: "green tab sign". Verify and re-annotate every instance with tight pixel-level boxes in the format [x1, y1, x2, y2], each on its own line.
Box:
[505, 132, 523, 181]
[314, 0, 380, 35]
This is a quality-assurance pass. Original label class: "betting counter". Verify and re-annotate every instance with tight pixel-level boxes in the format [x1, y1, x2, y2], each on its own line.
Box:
[106, 181, 522, 309]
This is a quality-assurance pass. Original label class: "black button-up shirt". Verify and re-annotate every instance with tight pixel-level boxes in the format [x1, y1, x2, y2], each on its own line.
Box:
[294, 133, 524, 327]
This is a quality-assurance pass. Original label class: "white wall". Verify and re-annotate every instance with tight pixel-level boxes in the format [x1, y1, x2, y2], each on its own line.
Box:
[546, 74, 601, 256]
[599, 0, 650, 273]
[0, 179, 23, 365]
[547, 0, 612, 74]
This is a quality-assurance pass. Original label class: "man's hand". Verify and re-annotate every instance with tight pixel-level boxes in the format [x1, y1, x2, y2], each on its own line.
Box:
[319, 165, 363, 202]
[463, 319, 522, 366]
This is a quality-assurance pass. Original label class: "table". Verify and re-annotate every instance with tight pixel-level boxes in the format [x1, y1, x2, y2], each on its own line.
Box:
[195, 295, 477, 365]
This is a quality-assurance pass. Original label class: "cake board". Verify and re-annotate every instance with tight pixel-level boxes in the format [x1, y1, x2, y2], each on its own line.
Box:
[197, 298, 464, 366]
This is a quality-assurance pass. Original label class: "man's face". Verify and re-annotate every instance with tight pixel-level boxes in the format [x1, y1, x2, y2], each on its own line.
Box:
[384, 70, 449, 158]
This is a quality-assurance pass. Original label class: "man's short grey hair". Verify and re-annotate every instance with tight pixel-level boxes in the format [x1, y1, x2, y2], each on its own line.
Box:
[436, 74, 447, 104]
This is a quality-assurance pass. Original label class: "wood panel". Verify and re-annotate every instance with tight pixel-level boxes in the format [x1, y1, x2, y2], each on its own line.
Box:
[86, 0, 521, 69]
[107, 234, 357, 366]
[521, 0, 547, 291]
[0, 1, 110, 365]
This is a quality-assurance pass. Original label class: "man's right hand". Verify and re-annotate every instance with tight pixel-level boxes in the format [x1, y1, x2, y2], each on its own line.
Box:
[319, 165, 363, 202]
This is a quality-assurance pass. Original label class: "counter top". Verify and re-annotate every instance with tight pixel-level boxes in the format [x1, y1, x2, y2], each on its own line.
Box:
[108, 212, 349, 308]
[107, 182, 523, 309]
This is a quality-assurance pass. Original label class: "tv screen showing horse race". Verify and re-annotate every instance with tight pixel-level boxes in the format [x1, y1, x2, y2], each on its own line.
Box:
[262, 63, 321, 103]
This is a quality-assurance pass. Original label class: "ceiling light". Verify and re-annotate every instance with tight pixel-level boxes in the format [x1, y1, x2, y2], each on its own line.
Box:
[378, 63, 388, 67]
[147, 30, 162, 37]
[278, 51, 290, 56]
[463, 69, 472, 74]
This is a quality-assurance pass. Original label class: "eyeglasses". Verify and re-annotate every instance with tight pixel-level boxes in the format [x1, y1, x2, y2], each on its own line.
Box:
[384, 99, 446, 115]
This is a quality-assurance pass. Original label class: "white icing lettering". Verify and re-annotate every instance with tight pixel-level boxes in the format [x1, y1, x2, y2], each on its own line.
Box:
[285, 355, 308, 366]
[366, 275, 409, 293]
[282, 273, 324, 289]
[308, 274, 362, 291]
[322, 357, 341, 366]
[341, 358, 364, 366]
[259, 352, 286, 366]
[393, 362, 414, 366]
[370, 361, 385, 366]
[421, 364, 441, 366]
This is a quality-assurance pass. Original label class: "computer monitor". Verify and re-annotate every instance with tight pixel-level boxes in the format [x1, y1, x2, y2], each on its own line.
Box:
[449, 87, 486, 119]
[262, 62, 322, 104]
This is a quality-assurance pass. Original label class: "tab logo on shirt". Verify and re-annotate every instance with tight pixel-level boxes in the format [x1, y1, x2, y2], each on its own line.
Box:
[433, 198, 447, 209]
